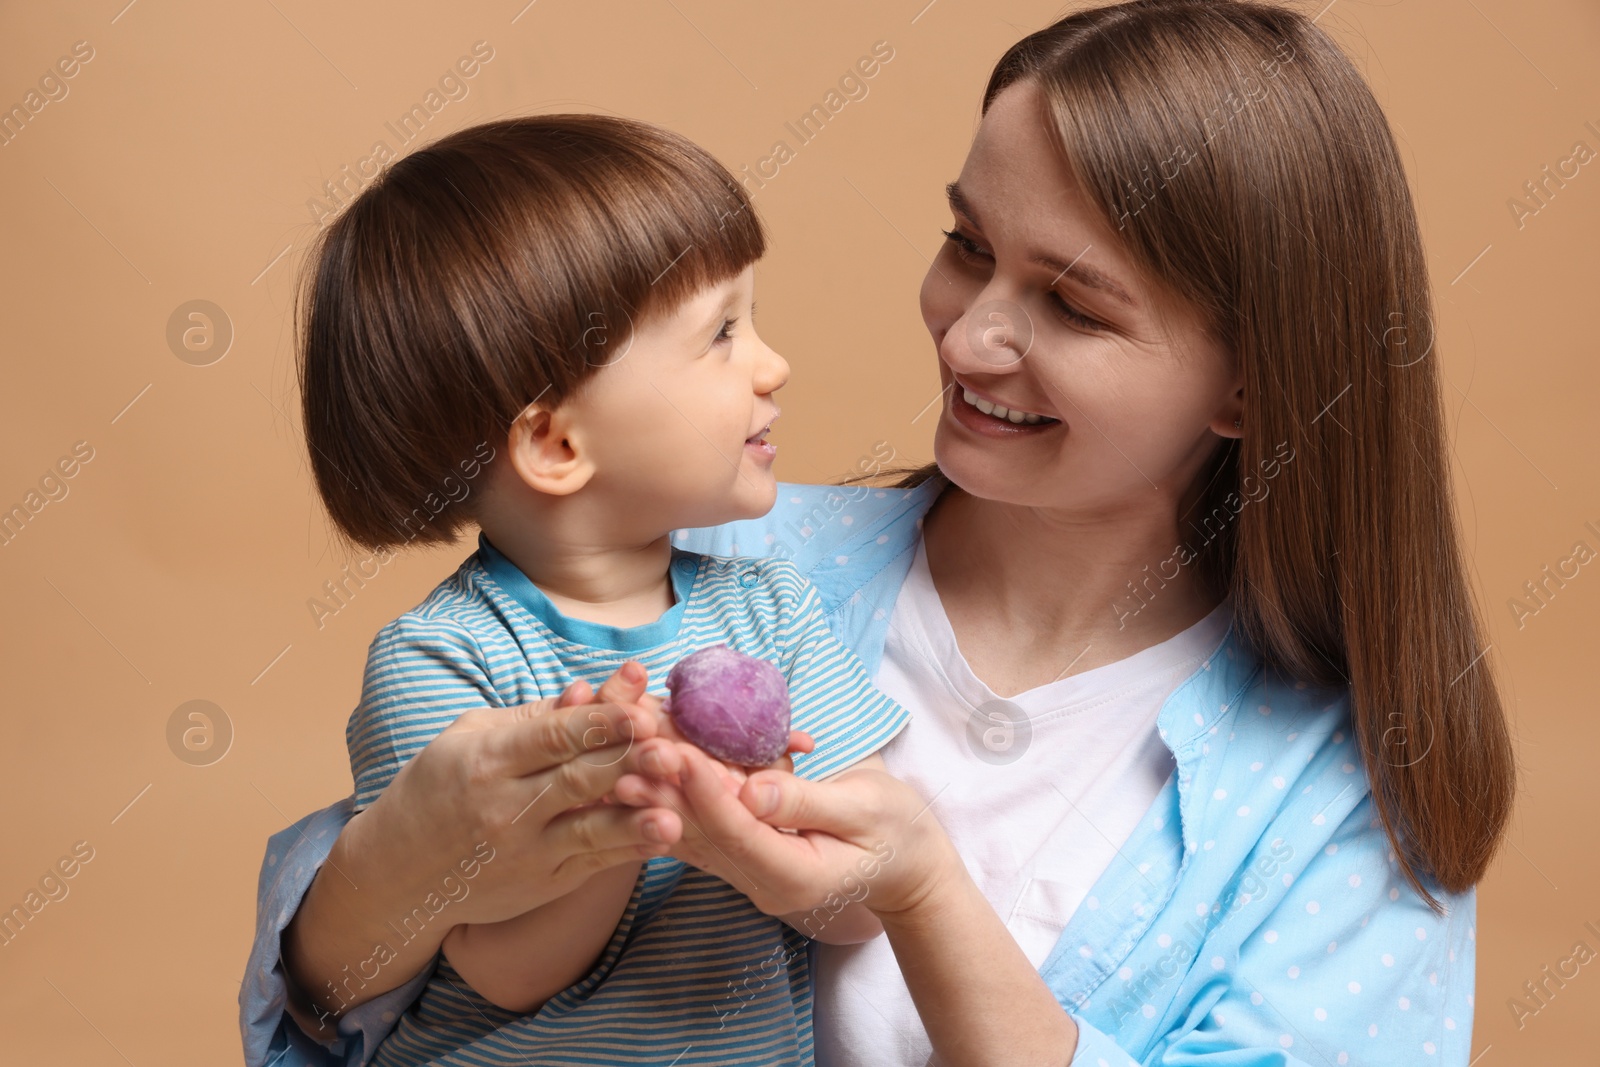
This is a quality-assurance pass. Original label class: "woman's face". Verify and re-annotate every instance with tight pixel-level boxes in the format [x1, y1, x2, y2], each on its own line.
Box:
[921, 79, 1243, 519]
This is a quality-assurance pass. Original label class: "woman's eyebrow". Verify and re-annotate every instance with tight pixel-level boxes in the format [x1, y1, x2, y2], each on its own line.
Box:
[945, 180, 979, 222]
[945, 180, 1138, 310]
[1032, 251, 1138, 309]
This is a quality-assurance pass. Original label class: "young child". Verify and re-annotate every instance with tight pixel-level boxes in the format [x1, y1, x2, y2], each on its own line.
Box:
[294, 113, 910, 1066]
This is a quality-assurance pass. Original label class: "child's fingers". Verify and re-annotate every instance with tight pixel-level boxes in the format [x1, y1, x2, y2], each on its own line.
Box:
[654, 712, 689, 744]
[612, 772, 688, 811]
[558, 678, 594, 706]
[786, 730, 815, 755]
[590, 660, 650, 708]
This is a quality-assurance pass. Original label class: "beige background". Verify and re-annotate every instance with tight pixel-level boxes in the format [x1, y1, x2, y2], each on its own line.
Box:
[0, 0, 1595, 1062]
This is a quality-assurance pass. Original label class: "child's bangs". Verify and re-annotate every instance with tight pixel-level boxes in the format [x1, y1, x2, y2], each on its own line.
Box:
[561, 128, 767, 332]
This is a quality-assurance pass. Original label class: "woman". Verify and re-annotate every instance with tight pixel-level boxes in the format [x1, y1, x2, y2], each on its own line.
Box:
[242, 2, 1513, 1064]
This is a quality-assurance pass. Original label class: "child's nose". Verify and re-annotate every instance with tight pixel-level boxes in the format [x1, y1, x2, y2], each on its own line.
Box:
[756, 341, 789, 394]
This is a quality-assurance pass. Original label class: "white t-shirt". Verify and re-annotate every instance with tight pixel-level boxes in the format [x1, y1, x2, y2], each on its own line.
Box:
[814, 538, 1235, 1067]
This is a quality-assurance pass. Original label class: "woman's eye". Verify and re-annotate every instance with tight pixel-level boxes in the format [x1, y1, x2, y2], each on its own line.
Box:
[941, 228, 1103, 332]
[940, 227, 989, 264]
[1047, 291, 1102, 332]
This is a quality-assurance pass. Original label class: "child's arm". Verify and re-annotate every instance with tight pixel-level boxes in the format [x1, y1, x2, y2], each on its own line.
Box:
[441, 860, 642, 1013]
[444, 710, 811, 1012]
[347, 621, 662, 1016]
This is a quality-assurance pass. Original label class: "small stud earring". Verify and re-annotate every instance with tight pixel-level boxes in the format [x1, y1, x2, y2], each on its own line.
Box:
[1233, 418, 1242, 429]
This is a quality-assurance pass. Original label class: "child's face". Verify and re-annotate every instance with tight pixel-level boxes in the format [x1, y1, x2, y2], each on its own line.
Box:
[567, 265, 790, 533]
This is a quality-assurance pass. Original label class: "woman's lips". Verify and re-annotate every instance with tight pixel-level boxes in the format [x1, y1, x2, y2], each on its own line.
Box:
[947, 382, 1063, 437]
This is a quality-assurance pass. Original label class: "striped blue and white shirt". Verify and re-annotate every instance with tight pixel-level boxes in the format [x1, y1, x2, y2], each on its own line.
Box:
[346, 534, 909, 1067]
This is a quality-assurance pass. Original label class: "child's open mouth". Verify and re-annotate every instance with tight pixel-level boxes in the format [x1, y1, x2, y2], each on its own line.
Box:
[744, 420, 777, 462]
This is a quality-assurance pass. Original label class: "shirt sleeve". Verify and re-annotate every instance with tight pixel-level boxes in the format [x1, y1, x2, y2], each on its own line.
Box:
[1068, 793, 1478, 1066]
[241, 616, 503, 1065]
[347, 615, 501, 810]
[239, 797, 435, 1067]
[764, 560, 911, 781]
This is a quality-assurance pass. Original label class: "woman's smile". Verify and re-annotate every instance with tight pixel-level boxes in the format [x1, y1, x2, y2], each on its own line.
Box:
[946, 373, 1065, 438]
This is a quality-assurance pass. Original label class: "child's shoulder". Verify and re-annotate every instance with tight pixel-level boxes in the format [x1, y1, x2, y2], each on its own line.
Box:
[365, 550, 501, 657]
[682, 550, 812, 603]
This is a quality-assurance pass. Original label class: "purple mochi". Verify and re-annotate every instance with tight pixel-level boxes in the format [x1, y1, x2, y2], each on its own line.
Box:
[661, 644, 791, 766]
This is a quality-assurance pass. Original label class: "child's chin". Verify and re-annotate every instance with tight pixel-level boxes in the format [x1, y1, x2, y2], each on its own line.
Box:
[730, 480, 778, 521]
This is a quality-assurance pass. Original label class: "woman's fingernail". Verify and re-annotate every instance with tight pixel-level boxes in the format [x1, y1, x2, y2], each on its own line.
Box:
[643, 749, 665, 776]
[642, 818, 663, 842]
[623, 661, 644, 683]
[752, 783, 778, 816]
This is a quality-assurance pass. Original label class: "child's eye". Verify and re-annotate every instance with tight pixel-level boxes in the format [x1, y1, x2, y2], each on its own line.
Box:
[714, 317, 737, 344]
[939, 227, 1105, 333]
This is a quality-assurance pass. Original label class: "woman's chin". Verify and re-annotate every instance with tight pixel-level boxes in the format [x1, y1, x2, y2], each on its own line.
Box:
[932, 431, 1033, 505]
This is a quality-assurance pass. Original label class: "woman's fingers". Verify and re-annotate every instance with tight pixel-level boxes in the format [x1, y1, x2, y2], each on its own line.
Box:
[479, 666, 658, 780]
[498, 700, 653, 780]
[553, 841, 674, 882]
[545, 800, 683, 863]
[679, 748, 782, 854]
[739, 765, 887, 839]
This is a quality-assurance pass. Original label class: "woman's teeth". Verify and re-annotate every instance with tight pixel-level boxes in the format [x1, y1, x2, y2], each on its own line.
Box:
[961, 388, 1056, 425]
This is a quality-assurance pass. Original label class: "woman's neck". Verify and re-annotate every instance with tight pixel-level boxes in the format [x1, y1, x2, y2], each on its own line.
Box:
[919, 483, 1224, 697]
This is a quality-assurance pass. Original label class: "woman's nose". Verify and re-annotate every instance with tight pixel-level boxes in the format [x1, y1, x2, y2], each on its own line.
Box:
[943, 296, 1034, 373]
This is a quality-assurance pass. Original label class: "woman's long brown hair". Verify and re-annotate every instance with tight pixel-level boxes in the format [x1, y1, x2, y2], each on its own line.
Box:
[866, 0, 1513, 911]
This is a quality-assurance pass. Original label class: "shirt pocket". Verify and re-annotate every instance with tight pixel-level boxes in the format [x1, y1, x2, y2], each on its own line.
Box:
[1007, 875, 1090, 969]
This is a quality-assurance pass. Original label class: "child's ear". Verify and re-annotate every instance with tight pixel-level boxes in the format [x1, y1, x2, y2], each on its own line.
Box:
[505, 401, 596, 495]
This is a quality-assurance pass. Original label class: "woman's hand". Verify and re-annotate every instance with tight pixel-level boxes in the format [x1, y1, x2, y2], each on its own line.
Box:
[643, 709, 816, 795]
[611, 744, 959, 921]
[614, 748, 1079, 1066]
[359, 663, 694, 925]
[282, 663, 691, 1027]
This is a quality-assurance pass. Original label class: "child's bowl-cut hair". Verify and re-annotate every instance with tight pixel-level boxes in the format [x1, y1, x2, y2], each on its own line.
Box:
[295, 113, 766, 550]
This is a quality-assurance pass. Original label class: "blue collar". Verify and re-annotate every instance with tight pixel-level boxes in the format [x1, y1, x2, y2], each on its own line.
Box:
[476, 533, 700, 653]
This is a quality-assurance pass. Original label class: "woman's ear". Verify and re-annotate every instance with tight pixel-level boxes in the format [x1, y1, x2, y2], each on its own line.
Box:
[1211, 381, 1245, 439]
[505, 400, 596, 496]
